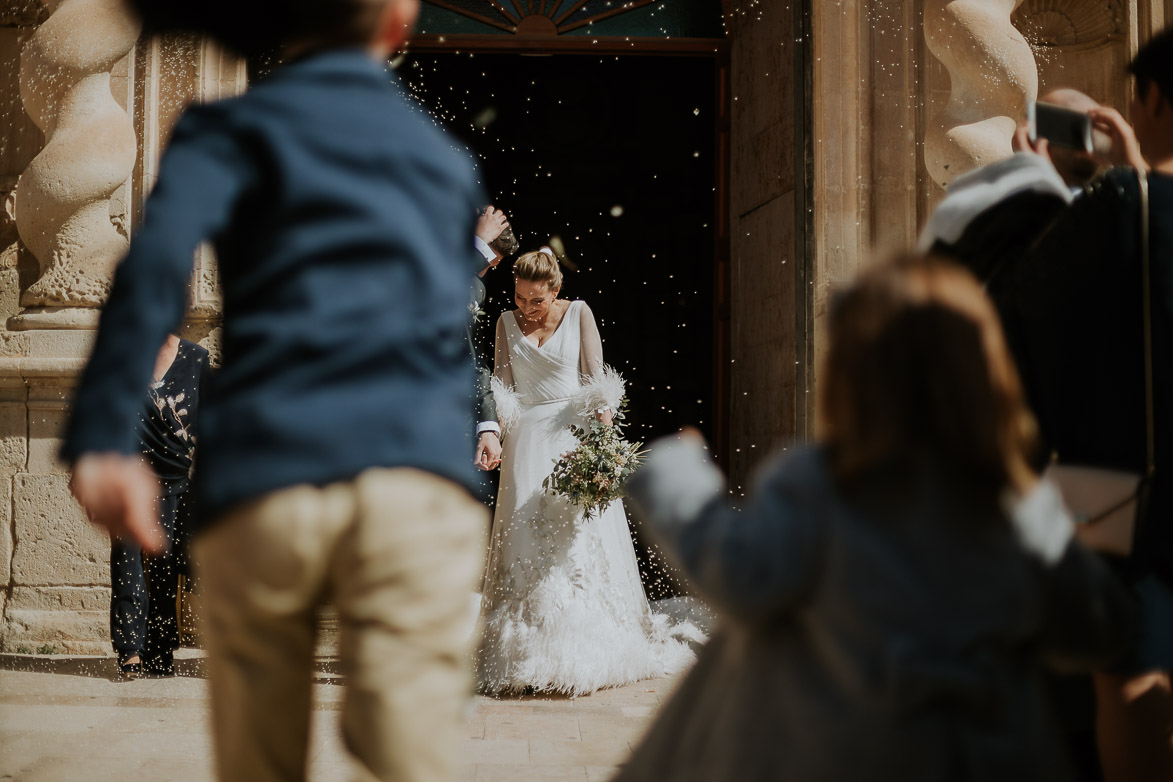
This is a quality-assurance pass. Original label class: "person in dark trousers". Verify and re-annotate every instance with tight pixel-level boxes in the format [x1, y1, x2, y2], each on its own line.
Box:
[110, 334, 209, 678]
[62, 1, 490, 780]
[616, 256, 1131, 782]
[1012, 28, 1173, 782]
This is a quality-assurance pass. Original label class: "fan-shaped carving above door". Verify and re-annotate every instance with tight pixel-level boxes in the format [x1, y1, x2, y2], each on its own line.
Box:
[1012, 0, 1124, 49]
[425, 0, 656, 35]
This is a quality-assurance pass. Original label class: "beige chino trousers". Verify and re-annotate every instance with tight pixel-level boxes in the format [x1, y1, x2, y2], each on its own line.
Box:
[192, 468, 488, 782]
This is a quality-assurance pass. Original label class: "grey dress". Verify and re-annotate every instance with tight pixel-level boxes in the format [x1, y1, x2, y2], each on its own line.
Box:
[617, 442, 1131, 782]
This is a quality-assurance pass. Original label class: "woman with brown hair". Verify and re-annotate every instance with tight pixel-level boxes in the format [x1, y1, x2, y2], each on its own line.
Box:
[614, 255, 1131, 782]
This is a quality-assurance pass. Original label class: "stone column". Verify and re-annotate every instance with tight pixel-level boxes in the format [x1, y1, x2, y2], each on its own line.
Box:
[13, 0, 140, 327]
[0, 5, 241, 650]
[0, 0, 140, 653]
[924, 0, 1039, 188]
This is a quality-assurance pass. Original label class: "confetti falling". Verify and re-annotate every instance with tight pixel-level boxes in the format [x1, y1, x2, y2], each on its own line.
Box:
[399, 50, 719, 597]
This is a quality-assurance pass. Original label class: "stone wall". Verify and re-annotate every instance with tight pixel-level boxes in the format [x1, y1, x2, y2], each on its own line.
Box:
[0, 0, 127, 654]
[0, 1, 44, 647]
[0, 0, 240, 652]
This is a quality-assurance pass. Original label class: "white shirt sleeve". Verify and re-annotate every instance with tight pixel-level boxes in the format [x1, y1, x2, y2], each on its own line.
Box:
[474, 236, 497, 263]
[1007, 480, 1075, 565]
[631, 436, 725, 531]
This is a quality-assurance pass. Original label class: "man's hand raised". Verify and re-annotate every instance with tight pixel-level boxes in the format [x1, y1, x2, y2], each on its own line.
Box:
[1088, 107, 1146, 171]
[475, 206, 509, 244]
[70, 453, 165, 554]
[1012, 121, 1053, 164]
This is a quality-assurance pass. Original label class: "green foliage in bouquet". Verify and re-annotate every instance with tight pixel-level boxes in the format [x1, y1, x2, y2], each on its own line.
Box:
[543, 399, 645, 519]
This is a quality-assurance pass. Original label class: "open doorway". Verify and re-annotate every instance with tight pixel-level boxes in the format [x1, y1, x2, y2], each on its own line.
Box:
[402, 51, 722, 597]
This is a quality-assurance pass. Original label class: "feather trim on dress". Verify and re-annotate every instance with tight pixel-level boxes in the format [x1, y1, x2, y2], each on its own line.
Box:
[476, 595, 701, 697]
[491, 376, 522, 435]
[572, 365, 626, 418]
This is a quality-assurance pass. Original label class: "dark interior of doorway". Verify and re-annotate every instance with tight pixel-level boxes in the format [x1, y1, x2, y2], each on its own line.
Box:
[401, 52, 717, 598]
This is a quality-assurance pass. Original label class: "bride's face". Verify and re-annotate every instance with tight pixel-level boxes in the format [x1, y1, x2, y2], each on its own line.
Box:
[515, 279, 559, 322]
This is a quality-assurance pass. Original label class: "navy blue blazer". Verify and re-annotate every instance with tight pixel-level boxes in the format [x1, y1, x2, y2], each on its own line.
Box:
[63, 49, 485, 525]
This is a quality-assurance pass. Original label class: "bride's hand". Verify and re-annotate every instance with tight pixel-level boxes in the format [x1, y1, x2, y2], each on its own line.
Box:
[594, 408, 614, 426]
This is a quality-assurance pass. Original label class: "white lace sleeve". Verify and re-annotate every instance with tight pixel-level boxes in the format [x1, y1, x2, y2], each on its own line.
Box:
[579, 301, 605, 380]
[572, 302, 625, 416]
[492, 314, 521, 434]
[493, 314, 514, 388]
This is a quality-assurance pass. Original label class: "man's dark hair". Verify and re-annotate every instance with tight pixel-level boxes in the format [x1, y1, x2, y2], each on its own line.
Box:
[129, 0, 386, 59]
[1129, 27, 1173, 107]
[490, 225, 520, 257]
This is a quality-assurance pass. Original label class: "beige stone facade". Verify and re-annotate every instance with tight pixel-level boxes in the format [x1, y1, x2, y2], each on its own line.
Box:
[0, 0, 1168, 650]
[0, 0, 242, 652]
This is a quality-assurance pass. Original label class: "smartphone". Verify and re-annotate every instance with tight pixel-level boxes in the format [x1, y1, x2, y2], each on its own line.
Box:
[1028, 101, 1093, 152]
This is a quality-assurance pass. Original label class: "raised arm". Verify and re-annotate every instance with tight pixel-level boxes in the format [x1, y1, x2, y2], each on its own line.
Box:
[627, 435, 826, 620]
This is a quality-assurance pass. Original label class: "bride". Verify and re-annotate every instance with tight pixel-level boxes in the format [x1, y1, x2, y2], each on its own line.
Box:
[476, 247, 700, 696]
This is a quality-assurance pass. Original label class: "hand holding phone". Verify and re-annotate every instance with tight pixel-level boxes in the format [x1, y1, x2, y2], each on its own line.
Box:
[1028, 101, 1093, 153]
[1087, 106, 1146, 171]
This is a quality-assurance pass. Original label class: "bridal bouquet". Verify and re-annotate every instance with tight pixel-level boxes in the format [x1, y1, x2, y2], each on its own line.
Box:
[543, 368, 645, 519]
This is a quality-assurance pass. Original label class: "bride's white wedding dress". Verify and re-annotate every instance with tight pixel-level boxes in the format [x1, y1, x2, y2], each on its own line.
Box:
[476, 299, 701, 696]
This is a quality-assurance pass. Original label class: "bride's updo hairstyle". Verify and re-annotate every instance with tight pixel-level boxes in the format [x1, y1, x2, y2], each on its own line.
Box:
[513, 248, 564, 291]
[820, 254, 1037, 502]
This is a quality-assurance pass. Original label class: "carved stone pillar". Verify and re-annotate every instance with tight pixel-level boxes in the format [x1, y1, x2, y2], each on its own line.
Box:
[924, 0, 1039, 188]
[12, 0, 139, 329]
[0, 0, 139, 654]
[0, 3, 241, 651]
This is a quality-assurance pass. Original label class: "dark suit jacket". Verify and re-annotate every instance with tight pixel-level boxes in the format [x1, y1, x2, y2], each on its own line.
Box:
[1012, 168, 1173, 581]
[470, 276, 497, 426]
[62, 49, 485, 524]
